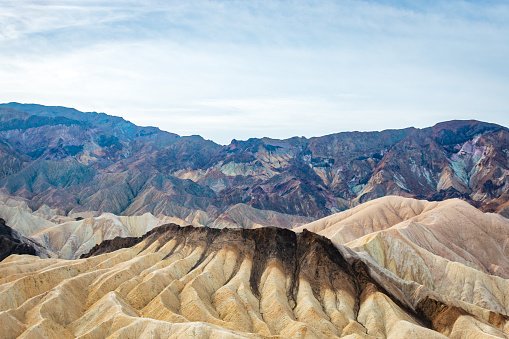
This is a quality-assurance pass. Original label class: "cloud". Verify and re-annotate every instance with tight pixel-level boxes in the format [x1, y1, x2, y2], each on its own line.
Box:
[0, 1, 508, 144]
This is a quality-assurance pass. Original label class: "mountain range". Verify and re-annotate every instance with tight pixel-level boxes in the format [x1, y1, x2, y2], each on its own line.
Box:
[1, 103, 509, 338]
[0, 102, 508, 229]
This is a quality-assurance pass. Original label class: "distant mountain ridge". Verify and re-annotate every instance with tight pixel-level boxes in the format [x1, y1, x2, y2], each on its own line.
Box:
[0, 102, 508, 225]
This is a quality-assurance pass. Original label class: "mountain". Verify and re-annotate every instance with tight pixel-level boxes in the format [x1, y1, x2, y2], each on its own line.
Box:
[1, 218, 508, 338]
[0, 102, 508, 227]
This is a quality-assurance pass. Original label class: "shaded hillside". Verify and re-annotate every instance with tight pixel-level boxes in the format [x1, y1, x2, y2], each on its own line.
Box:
[0, 103, 508, 223]
[0, 218, 53, 261]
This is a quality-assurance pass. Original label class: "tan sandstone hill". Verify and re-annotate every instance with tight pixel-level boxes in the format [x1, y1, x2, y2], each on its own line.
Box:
[1, 197, 509, 338]
[296, 196, 509, 277]
[296, 196, 509, 330]
[1, 224, 509, 338]
[29, 213, 170, 259]
[0, 197, 56, 237]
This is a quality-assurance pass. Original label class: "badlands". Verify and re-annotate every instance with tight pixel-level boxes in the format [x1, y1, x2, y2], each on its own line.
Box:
[1, 196, 509, 338]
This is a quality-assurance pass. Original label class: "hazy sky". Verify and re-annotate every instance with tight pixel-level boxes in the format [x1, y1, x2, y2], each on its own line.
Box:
[1, 0, 508, 144]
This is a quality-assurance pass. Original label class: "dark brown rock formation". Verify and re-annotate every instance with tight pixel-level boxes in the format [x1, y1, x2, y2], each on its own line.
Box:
[0, 218, 53, 261]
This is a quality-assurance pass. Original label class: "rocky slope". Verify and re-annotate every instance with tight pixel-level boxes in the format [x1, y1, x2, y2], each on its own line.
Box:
[0, 103, 508, 225]
[297, 196, 509, 325]
[0, 218, 53, 261]
[1, 222, 508, 338]
[296, 196, 509, 277]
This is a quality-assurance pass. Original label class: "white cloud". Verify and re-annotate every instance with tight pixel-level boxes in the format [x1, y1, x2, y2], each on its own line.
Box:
[0, 1, 508, 144]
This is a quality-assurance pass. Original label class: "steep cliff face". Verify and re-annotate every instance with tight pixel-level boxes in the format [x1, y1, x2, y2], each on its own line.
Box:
[0, 103, 508, 224]
[1, 224, 507, 338]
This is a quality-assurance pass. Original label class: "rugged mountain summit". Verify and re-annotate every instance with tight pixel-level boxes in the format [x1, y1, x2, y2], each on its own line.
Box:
[2, 103, 509, 338]
[0, 103, 508, 225]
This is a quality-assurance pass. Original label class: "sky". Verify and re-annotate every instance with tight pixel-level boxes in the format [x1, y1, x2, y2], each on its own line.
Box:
[0, 0, 508, 144]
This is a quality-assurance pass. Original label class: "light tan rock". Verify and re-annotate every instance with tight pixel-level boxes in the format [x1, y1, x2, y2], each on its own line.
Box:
[2, 197, 509, 338]
[30, 213, 167, 259]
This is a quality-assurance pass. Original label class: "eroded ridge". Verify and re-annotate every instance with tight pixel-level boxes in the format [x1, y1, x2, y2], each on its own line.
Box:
[1, 224, 507, 338]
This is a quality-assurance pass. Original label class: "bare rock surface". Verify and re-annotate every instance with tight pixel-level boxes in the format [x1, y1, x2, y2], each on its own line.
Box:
[296, 196, 509, 335]
[1, 222, 508, 338]
[297, 196, 509, 278]
[1, 103, 509, 338]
